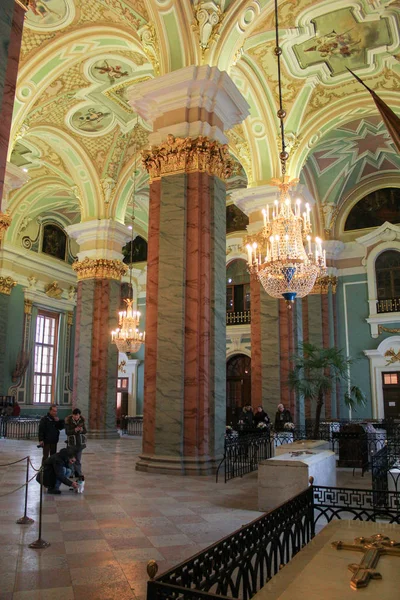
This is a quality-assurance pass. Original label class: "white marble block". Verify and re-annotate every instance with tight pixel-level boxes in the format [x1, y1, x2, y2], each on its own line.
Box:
[274, 439, 330, 456]
[258, 450, 336, 512]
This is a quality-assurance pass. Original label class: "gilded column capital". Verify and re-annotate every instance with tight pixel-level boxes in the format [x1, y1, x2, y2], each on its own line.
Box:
[142, 135, 232, 182]
[72, 257, 127, 281]
[0, 212, 12, 240]
[24, 299, 33, 314]
[0, 276, 17, 295]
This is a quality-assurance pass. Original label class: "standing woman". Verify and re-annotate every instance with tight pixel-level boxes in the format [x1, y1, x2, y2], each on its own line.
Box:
[65, 408, 87, 479]
[253, 405, 270, 426]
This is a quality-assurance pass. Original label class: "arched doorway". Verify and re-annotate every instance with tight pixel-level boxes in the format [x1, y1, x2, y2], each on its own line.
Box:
[226, 354, 251, 426]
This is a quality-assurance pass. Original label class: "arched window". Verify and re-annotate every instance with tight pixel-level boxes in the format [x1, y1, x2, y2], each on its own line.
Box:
[376, 250, 400, 301]
[122, 236, 148, 264]
[345, 188, 400, 231]
[226, 259, 250, 317]
[42, 224, 67, 261]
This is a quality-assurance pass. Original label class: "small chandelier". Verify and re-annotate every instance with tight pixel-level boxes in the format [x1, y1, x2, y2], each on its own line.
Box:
[111, 121, 146, 354]
[112, 298, 145, 354]
[246, 0, 326, 307]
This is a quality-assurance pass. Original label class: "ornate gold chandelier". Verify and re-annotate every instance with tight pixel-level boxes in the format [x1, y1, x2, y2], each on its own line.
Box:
[111, 122, 146, 354]
[246, 0, 326, 307]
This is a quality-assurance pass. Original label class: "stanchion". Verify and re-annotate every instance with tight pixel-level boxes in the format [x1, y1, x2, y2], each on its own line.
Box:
[29, 468, 50, 549]
[16, 456, 34, 525]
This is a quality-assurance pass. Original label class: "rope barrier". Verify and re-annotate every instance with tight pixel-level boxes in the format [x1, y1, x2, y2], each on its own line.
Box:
[0, 455, 30, 467]
[28, 458, 42, 472]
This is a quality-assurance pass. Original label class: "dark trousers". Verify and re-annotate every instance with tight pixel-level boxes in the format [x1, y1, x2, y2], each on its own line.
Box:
[42, 443, 57, 462]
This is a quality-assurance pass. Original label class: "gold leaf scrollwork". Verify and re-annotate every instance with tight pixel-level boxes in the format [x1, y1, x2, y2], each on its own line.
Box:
[142, 135, 232, 182]
[72, 257, 128, 281]
[0, 212, 12, 240]
[0, 276, 17, 295]
[378, 325, 400, 335]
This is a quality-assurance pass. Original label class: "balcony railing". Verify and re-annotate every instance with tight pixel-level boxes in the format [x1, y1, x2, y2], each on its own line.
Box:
[376, 298, 400, 313]
[226, 310, 251, 325]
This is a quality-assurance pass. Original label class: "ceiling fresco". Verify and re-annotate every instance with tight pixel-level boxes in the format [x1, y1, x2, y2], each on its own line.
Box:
[5, 0, 400, 247]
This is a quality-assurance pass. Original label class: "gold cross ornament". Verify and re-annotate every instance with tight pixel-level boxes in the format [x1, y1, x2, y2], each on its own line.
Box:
[332, 534, 400, 589]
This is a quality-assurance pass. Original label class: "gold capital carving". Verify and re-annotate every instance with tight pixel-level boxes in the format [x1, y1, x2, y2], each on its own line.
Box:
[310, 275, 338, 295]
[24, 299, 33, 314]
[0, 212, 12, 240]
[0, 276, 17, 295]
[72, 257, 127, 281]
[142, 135, 232, 182]
[67, 311, 74, 326]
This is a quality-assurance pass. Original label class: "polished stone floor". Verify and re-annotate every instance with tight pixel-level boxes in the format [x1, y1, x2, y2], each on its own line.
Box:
[0, 437, 371, 600]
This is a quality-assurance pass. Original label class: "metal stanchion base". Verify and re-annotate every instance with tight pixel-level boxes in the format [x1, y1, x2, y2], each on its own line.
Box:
[29, 538, 50, 549]
[16, 516, 34, 524]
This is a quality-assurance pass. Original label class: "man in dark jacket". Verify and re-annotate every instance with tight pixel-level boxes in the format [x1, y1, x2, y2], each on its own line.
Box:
[65, 408, 87, 478]
[38, 405, 64, 461]
[41, 447, 78, 495]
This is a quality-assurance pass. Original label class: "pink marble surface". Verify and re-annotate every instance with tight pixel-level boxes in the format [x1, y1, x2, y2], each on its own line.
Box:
[302, 297, 311, 419]
[250, 275, 262, 408]
[321, 293, 332, 417]
[0, 3, 24, 208]
[143, 180, 161, 455]
[279, 299, 291, 412]
[72, 281, 84, 408]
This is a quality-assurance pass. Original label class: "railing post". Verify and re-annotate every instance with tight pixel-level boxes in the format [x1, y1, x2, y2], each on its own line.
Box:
[29, 468, 50, 549]
[16, 456, 34, 525]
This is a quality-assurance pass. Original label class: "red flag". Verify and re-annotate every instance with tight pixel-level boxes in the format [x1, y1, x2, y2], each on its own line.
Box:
[347, 67, 400, 154]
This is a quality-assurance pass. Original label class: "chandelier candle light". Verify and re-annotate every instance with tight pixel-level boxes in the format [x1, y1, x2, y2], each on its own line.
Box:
[246, 0, 326, 307]
[111, 121, 146, 354]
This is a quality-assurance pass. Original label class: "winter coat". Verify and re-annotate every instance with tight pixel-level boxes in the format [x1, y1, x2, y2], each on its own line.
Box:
[40, 448, 74, 489]
[38, 413, 64, 444]
[254, 410, 270, 426]
[274, 409, 292, 432]
[239, 408, 254, 426]
[65, 414, 87, 448]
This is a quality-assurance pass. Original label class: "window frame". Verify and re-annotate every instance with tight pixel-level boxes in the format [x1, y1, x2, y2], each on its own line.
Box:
[33, 310, 59, 405]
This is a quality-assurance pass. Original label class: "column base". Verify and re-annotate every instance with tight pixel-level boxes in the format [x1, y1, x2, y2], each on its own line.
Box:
[86, 429, 120, 440]
[136, 453, 223, 476]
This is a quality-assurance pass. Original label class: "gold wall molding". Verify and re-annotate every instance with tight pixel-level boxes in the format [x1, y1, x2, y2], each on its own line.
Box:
[385, 348, 400, 364]
[0, 276, 17, 295]
[72, 257, 127, 281]
[0, 212, 12, 240]
[67, 311, 74, 326]
[24, 299, 33, 314]
[45, 281, 63, 298]
[142, 135, 232, 182]
[310, 275, 338, 295]
[378, 325, 400, 335]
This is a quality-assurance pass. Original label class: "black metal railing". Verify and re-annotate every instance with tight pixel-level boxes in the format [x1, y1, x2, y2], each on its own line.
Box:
[0, 416, 41, 440]
[120, 416, 143, 436]
[147, 484, 400, 600]
[376, 297, 400, 313]
[226, 310, 251, 325]
[148, 486, 314, 600]
[313, 485, 400, 525]
[216, 429, 272, 483]
[371, 441, 400, 496]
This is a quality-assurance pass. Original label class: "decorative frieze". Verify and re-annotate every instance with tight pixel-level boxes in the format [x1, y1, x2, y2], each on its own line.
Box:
[310, 275, 338, 295]
[0, 212, 12, 240]
[72, 257, 127, 281]
[142, 135, 232, 182]
[0, 276, 16, 295]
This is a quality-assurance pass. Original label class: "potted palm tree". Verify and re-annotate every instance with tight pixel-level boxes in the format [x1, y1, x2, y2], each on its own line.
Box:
[288, 342, 366, 439]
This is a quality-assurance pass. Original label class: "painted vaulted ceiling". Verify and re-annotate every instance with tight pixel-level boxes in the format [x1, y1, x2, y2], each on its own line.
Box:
[6, 0, 400, 243]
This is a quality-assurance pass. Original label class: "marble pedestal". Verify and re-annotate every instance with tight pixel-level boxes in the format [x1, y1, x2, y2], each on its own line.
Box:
[274, 439, 330, 457]
[258, 450, 336, 512]
[253, 520, 400, 600]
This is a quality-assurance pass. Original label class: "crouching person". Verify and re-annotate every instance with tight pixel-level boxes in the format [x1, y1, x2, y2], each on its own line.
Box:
[40, 447, 78, 495]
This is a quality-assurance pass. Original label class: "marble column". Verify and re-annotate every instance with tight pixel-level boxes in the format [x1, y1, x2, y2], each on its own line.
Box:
[67, 220, 129, 438]
[129, 66, 249, 474]
[0, 0, 26, 209]
[0, 276, 16, 394]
